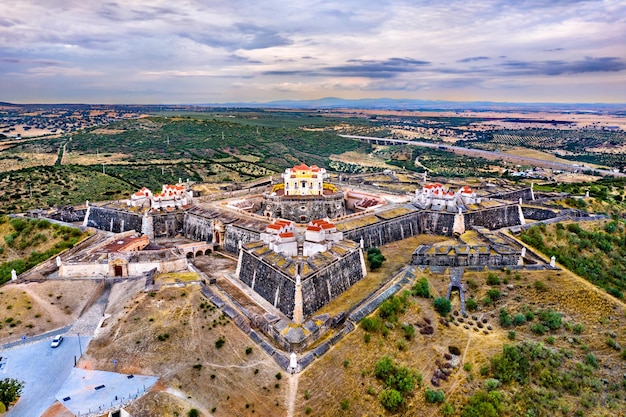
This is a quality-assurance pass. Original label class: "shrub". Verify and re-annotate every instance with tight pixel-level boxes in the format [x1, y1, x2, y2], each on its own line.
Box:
[572, 323, 584, 334]
[402, 323, 415, 340]
[585, 353, 599, 368]
[606, 338, 621, 351]
[499, 308, 511, 328]
[412, 277, 430, 298]
[305, 406, 312, 414]
[215, 336, 225, 348]
[157, 333, 170, 341]
[530, 323, 547, 335]
[245, 347, 253, 355]
[441, 402, 455, 416]
[433, 297, 451, 316]
[486, 273, 501, 285]
[463, 363, 473, 372]
[340, 399, 349, 410]
[508, 331, 516, 340]
[512, 313, 526, 326]
[461, 390, 505, 417]
[192, 364, 202, 370]
[275, 372, 282, 380]
[466, 298, 478, 311]
[424, 389, 445, 403]
[188, 409, 199, 417]
[486, 289, 501, 300]
[484, 378, 501, 391]
[539, 309, 562, 330]
[533, 280, 547, 292]
[364, 333, 371, 343]
[379, 388, 403, 411]
[361, 316, 382, 332]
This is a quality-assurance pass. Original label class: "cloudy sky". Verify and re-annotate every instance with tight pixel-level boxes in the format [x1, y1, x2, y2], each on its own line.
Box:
[1, 0, 625, 104]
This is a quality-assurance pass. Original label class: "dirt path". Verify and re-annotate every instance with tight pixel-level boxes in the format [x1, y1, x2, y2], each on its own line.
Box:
[165, 387, 214, 417]
[19, 284, 63, 319]
[286, 372, 300, 417]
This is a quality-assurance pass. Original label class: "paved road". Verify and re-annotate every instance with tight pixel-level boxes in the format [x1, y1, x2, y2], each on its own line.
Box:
[2, 335, 90, 417]
[340, 134, 626, 178]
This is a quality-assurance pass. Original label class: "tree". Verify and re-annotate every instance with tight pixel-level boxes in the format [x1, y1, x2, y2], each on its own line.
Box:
[412, 277, 430, 298]
[433, 297, 451, 316]
[367, 247, 386, 270]
[379, 388, 404, 411]
[0, 378, 24, 410]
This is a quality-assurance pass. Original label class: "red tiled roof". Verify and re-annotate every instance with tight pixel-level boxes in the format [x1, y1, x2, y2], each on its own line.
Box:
[307, 226, 322, 232]
[267, 224, 282, 230]
[293, 163, 310, 170]
[279, 232, 294, 238]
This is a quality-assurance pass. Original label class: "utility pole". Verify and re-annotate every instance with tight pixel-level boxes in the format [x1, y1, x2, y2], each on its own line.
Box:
[102, 163, 105, 175]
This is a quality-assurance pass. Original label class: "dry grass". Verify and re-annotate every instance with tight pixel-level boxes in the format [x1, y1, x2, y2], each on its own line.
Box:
[0, 152, 57, 172]
[154, 272, 200, 285]
[87, 285, 287, 417]
[314, 235, 449, 318]
[329, 151, 397, 170]
[0, 280, 97, 342]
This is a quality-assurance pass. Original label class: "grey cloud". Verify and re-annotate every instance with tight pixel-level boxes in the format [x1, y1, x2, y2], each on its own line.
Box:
[263, 57, 431, 79]
[180, 23, 292, 51]
[0, 17, 22, 27]
[457, 56, 490, 63]
[326, 57, 431, 78]
[502, 57, 626, 75]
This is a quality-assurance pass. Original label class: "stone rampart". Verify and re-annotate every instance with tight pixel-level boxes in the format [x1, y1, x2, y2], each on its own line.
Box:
[152, 212, 185, 238]
[224, 224, 261, 253]
[301, 250, 365, 317]
[183, 212, 214, 243]
[84, 206, 143, 234]
[464, 204, 522, 230]
[238, 250, 295, 318]
[521, 206, 559, 221]
[343, 211, 424, 249]
[488, 187, 533, 202]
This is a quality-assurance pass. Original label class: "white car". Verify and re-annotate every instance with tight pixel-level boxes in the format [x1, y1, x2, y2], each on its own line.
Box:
[50, 335, 63, 348]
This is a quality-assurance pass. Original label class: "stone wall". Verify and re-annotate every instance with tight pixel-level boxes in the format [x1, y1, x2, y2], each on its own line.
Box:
[224, 224, 261, 253]
[152, 212, 185, 238]
[238, 250, 295, 318]
[50, 206, 87, 223]
[419, 211, 456, 236]
[343, 212, 424, 249]
[84, 206, 143, 234]
[301, 250, 365, 317]
[183, 212, 214, 243]
[464, 204, 522, 230]
[264, 193, 345, 223]
[521, 206, 559, 221]
[489, 187, 533, 202]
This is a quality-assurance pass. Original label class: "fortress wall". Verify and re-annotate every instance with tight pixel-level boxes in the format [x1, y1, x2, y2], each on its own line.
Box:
[224, 225, 260, 253]
[183, 213, 214, 243]
[301, 250, 365, 317]
[238, 250, 295, 318]
[419, 211, 457, 236]
[464, 205, 522, 230]
[521, 206, 559, 221]
[152, 212, 185, 238]
[343, 212, 424, 249]
[84, 206, 143, 233]
[489, 187, 533, 202]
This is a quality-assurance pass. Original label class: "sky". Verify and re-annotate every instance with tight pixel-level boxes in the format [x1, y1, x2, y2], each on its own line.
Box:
[1, 0, 625, 104]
